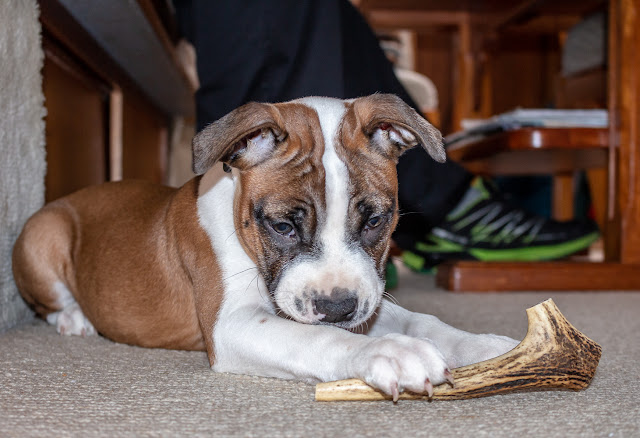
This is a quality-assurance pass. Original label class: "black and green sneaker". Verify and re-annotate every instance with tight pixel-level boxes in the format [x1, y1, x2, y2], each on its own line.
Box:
[397, 177, 600, 271]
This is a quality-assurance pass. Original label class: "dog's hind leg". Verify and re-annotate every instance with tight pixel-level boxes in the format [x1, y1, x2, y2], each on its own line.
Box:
[12, 202, 95, 337]
[44, 283, 96, 337]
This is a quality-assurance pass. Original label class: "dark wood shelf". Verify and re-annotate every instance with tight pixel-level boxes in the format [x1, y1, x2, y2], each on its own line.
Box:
[447, 127, 608, 175]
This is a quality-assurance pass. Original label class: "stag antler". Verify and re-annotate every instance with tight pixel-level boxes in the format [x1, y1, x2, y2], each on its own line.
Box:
[316, 299, 601, 401]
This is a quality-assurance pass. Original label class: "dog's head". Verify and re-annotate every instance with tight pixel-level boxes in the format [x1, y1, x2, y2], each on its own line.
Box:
[193, 95, 444, 329]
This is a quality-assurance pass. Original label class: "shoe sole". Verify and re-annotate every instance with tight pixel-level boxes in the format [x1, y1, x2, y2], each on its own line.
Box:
[469, 231, 600, 262]
[402, 231, 600, 271]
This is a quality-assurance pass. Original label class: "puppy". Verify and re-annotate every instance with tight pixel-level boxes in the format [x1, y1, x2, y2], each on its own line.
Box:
[12, 94, 517, 399]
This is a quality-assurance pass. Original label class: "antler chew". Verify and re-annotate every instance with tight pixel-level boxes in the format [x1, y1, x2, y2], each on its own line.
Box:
[315, 299, 601, 401]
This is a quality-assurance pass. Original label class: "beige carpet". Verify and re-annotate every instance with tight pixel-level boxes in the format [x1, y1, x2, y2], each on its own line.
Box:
[1, 266, 638, 437]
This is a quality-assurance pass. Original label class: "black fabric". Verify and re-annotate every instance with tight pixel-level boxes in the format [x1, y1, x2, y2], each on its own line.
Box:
[174, 0, 472, 231]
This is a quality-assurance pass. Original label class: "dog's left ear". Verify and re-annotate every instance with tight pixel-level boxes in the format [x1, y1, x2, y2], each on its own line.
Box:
[352, 94, 446, 163]
[192, 101, 287, 175]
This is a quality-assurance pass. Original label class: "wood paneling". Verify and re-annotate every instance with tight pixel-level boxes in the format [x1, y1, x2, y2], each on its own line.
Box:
[556, 68, 607, 109]
[488, 36, 560, 115]
[39, 0, 173, 199]
[122, 92, 168, 183]
[416, 32, 455, 133]
[452, 14, 474, 131]
[42, 37, 109, 202]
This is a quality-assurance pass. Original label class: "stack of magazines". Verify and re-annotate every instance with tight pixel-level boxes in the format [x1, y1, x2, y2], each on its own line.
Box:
[445, 109, 608, 146]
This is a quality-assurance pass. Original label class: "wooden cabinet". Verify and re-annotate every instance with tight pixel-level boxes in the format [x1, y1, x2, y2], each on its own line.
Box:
[42, 37, 110, 202]
[121, 91, 169, 183]
[39, 0, 191, 202]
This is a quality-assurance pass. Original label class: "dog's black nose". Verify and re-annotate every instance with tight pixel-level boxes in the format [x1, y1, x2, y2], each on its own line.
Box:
[313, 290, 357, 323]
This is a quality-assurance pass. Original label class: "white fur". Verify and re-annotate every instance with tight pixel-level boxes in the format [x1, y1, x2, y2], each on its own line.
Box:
[52, 281, 75, 309]
[46, 282, 95, 337]
[244, 129, 278, 167]
[198, 97, 518, 397]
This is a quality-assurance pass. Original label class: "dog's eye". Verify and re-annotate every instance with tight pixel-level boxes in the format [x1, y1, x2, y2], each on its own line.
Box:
[272, 222, 295, 237]
[365, 215, 383, 229]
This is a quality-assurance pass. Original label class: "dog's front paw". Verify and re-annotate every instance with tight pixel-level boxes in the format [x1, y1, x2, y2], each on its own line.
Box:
[350, 333, 452, 401]
[448, 333, 519, 368]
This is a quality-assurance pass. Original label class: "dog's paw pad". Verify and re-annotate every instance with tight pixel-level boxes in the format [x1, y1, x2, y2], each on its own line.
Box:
[46, 303, 96, 337]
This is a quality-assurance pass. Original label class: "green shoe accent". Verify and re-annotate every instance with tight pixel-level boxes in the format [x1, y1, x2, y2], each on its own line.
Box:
[385, 261, 398, 290]
[401, 251, 437, 274]
[468, 231, 600, 262]
[446, 177, 491, 222]
[415, 235, 464, 253]
[402, 251, 425, 271]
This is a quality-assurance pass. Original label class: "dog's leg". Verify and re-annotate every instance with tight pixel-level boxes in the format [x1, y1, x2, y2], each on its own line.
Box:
[366, 300, 519, 369]
[44, 282, 96, 337]
[212, 305, 452, 399]
[13, 204, 96, 338]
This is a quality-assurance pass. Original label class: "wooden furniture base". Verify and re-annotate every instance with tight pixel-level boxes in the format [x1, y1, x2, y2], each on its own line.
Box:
[436, 261, 640, 292]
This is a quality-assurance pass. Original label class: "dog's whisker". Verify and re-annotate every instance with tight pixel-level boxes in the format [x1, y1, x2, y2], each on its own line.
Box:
[280, 301, 297, 318]
[275, 307, 295, 322]
[254, 274, 272, 305]
[397, 210, 421, 218]
[222, 266, 259, 282]
[349, 308, 373, 334]
[382, 304, 404, 329]
[382, 291, 400, 306]
[224, 227, 240, 243]
[243, 273, 260, 298]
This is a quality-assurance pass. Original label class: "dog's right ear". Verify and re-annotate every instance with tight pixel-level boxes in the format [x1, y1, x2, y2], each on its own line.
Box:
[192, 102, 287, 175]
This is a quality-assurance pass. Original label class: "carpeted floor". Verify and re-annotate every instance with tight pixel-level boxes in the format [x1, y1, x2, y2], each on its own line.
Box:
[1, 265, 639, 437]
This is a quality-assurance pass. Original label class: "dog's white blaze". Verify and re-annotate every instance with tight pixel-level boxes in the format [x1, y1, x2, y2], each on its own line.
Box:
[297, 97, 350, 257]
[275, 97, 383, 325]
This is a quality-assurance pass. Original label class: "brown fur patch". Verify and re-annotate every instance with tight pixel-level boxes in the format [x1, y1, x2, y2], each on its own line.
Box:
[330, 95, 444, 274]
[337, 100, 400, 274]
[12, 179, 225, 362]
[233, 103, 327, 290]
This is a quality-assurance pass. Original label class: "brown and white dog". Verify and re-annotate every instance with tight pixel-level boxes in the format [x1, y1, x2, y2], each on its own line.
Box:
[12, 94, 517, 400]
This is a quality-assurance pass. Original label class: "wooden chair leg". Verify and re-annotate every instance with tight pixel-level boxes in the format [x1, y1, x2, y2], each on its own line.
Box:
[586, 167, 607, 232]
[552, 172, 575, 221]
